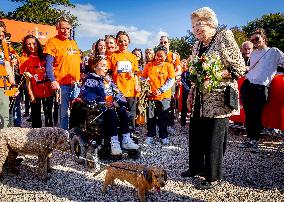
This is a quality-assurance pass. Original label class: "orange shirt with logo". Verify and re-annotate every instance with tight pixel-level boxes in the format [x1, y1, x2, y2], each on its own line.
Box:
[108, 51, 139, 97]
[44, 35, 81, 85]
[21, 55, 52, 98]
[142, 61, 175, 100]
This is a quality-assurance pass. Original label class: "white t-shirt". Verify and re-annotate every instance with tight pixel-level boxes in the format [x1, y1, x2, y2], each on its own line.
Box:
[246, 47, 284, 86]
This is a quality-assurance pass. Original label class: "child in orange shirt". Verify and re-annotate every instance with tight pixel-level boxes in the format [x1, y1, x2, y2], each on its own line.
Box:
[108, 31, 140, 131]
[142, 46, 175, 145]
[21, 35, 53, 128]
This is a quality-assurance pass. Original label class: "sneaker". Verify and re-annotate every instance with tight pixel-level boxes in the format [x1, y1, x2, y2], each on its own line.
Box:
[111, 140, 122, 155]
[238, 140, 253, 148]
[161, 138, 169, 145]
[251, 140, 259, 153]
[167, 126, 175, 135]
[196, 180, 221, 190]
[122, 138, 139, 150]
[145, 137, 154, 145]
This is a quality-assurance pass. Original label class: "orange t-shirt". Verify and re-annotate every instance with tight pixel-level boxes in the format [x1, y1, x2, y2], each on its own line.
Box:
[108, 51, 139, 97]
[19, 54, 29, 74]
[22, 55, 52, 98]
[142, 61, 175, 100]
[44, 35, 81, 85]
[105, 51, 114, 60]
[167, 51, 181, 70]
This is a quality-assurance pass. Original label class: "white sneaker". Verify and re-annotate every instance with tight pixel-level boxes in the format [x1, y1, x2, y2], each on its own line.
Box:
[161, 138, 169, 145]
[122, 138, 139, 150]
[145, 137, 154, 145]
[111, 140, 122, 155]
[167, 126, 175, 135]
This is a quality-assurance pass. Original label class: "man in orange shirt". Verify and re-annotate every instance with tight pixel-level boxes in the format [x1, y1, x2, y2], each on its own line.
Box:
[44, 17, 81, 130]
[159, 36, 182, 133]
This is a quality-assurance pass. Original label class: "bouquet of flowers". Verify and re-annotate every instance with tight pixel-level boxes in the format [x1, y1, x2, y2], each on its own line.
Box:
[188, 54, 223, 93]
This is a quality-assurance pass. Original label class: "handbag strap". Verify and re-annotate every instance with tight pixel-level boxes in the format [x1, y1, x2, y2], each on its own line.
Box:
[248, 48, 271, 72]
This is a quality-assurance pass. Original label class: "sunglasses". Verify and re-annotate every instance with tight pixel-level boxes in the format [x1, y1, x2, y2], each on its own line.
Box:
[250, 37, 260, 43]
[160, 41, 168, 45]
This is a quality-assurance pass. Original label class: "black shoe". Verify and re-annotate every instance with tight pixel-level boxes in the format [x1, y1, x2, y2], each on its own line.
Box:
[16, 157, 24, 166]
[196, 180, 221, 190]
[181, 169, 196, 178]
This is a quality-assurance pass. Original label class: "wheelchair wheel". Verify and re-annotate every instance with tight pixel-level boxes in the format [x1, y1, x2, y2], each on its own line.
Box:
[85, 145, 101, 172]
[70, 127, 88, 164]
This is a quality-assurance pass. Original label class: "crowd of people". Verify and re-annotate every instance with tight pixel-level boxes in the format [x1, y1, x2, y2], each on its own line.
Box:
[0, 6, 283, 190]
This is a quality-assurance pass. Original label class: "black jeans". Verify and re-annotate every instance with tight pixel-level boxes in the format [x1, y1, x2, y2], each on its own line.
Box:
[31, 97, 53, 128]
[188, 117, 229, 182]
[241, 79, 267, 141]
[147, 99, 170, 139]
[103, 107, 130, 137]
[126, 97, 137, 130]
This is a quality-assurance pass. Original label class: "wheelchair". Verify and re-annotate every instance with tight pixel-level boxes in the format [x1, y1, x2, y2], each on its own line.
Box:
[69, 98, 140, 171]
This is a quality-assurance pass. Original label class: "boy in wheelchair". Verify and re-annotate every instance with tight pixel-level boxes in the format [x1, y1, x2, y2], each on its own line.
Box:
[77, 56, 139, 155]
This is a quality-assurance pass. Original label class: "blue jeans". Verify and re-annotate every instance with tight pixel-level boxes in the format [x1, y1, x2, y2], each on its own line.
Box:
[12, 93, 22, 127]
[0, 88, 10, 128]
[60, 83, 80, 130]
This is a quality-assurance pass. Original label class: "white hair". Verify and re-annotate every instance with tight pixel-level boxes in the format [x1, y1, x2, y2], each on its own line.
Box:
[191, 7, 218, 28]
[241, 41, 253, 48]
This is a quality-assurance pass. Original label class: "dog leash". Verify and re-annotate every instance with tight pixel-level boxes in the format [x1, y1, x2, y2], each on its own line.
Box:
[89, 90, 130, 124]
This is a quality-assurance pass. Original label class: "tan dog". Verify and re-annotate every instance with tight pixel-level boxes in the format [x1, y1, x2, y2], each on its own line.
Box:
[103, 162, 167, 202]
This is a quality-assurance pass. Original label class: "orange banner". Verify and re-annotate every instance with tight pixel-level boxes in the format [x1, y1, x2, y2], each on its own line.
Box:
[1, 19, 57, 45]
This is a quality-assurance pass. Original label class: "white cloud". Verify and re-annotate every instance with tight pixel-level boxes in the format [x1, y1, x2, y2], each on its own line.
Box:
[56, 3, 168, 49]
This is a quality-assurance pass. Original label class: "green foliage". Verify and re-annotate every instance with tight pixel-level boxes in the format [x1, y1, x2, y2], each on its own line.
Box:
[0, 11, 6, 18]
[231, 26, 248, 47]
[7, 0, 78, 27]
[82, 50, 91, 57]
[11, 42, 23, 56]
[242, 13, 284, 51]
[169, 30, 197, 60]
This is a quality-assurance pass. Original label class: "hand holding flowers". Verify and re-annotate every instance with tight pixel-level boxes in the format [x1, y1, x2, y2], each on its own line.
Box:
[188, 54, 224, 92]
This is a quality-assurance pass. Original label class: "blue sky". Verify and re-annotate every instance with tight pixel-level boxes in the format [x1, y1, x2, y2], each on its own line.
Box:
[1, 0, 284, 51]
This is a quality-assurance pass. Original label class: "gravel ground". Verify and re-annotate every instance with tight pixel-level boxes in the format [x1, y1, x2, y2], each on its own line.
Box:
[0, 116, 284, 202]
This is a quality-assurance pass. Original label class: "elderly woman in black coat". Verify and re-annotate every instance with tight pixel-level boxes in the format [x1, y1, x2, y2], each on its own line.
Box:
[181, 7, 246, 189]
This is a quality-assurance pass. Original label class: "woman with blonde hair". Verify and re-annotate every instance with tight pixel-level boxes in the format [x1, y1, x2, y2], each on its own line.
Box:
[181, 7, 246, 189]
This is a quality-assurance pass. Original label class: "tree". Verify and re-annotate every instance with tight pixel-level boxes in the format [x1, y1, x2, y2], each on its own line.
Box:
[230, 26, 248, 47]
[2, 0, 78, 55]
[7, 0, 78, 26]
[0, 11, 6, 18]
[242, 13, 284, 51]
[169, 30, 197, 60]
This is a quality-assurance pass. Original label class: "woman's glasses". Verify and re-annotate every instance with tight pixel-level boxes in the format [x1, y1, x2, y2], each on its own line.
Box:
[250, 37, 260, 43]
[160, 41, 168, 45]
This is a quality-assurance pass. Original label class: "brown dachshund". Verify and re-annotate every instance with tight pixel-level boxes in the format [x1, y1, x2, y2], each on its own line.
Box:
[103, 162, 167, 202]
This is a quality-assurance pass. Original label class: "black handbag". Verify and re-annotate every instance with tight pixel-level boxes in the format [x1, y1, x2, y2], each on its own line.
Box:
[224, 85, 238, 110]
